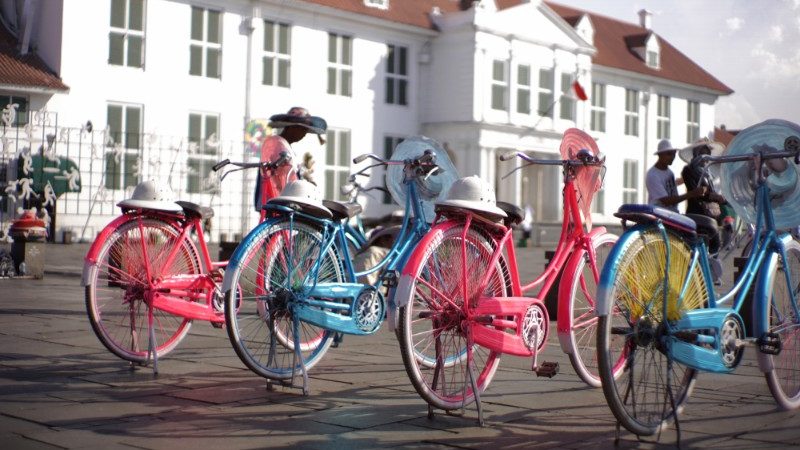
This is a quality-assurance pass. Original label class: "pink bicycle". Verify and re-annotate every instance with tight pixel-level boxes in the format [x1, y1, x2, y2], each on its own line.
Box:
[394, 129, 619, 423]
[82, 153, 291, 373]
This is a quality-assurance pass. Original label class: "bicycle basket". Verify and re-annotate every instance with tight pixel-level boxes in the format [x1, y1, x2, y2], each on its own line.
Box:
[386, 136, 459, 222]
[721, 119, 800, 229]
[559, 128, 603, 228]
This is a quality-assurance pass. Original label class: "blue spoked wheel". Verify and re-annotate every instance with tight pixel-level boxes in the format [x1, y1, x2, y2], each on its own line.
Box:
[596, 227, 704, 436]
[224, 219, 342, 380]
[758, 238, 800, 410]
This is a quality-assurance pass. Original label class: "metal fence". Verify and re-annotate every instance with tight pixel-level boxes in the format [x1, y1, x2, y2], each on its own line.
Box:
[1, 107, 260, 244]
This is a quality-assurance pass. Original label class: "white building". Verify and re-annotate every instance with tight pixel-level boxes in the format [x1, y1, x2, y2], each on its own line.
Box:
[0, 0, 731, 242]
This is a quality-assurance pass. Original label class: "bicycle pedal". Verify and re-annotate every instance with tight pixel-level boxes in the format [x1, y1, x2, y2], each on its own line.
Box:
[757, 332, 782, 355]
[210, 321, 223, 329]
[533, 361, 559, 378]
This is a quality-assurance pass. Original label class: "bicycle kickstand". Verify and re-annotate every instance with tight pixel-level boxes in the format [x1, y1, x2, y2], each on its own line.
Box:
[467, 357, 484, 426]
[147, 305, 159, 375]
[291, 314, 310, 396]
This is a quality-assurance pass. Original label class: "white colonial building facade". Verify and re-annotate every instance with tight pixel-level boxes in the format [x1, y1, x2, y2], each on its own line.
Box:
[0, 0, 731, 242]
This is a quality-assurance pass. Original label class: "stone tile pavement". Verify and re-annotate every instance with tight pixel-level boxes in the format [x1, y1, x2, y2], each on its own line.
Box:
[0, 242, 797, 449]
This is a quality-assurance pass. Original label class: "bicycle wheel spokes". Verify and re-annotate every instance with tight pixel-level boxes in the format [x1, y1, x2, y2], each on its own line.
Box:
[597, 228, 700, 436]
[763, 239, 800, 409]
[399, 224, 508, 411]
[86, 218, 197, 363]
[567, 233, 617, 387]
[226, 220, 338, 380]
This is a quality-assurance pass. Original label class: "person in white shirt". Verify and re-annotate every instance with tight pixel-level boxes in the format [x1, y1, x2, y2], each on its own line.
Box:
[646, 139, 704, 212]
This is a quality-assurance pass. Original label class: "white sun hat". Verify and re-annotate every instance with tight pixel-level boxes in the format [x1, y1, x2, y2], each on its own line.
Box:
[678, 137, 726, 163]
[436, 175, 507, 219]
[117, 180, 183, 212]
[268, 179, 332, 219]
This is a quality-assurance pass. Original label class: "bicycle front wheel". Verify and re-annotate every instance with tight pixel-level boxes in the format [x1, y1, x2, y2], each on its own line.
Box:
[562, 232, 618, 387]
[597, 227, 704, 436]
[85, 217, 199, 363]
[397, 222, 510, 411]
[759, 238, 800, 410]
[225, 219, 340, 380]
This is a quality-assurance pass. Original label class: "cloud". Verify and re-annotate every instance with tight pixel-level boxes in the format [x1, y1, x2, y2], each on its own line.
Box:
[769, 25, 784, 42]
[715, 94, 761, 129]
[726, 17, 744, 32]
[748, 44, 800, 87]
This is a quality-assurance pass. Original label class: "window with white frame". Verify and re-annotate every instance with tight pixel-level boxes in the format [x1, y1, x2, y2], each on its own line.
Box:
[386, 44, 408, 105]
[327, 33, 352, 96]
[623, 159, 639, 204]
[325, 129, 351, 201]
[590, 82, 606, 132]
[263, 20, 290, 87]
[624, 89, 639, 136]
[0, 94, 29, 127]
[646, 50, 659, 68]
[109, 0, 145, 68]
[189, 6, 222, 78]
[491, 60, 508, 111]
[686, 100, 700, 143]
[537, 68, 554, 116]
[105, 103, 142, 190]
[657, 94, 671, 139]
[516, 65, 531, 114]
[592, 187, 604, 214]
[187, 113, 220, 193]
[559, 73, 575, 120]
[365, 0, 389, 9]
[383, 135, 404, 204]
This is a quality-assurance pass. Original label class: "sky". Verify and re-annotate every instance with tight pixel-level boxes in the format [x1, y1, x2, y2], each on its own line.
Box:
[549, 0, 800, 130]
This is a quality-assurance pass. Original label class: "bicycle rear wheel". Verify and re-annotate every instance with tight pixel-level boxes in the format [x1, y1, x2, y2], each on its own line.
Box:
[597, 227, 704, 436]
[759, 238, 800, 410]
[562, 232, 618, 387]
[85, 217, 199, 363]
[398, 222, 510, 411]
[225, 219, 339, 380]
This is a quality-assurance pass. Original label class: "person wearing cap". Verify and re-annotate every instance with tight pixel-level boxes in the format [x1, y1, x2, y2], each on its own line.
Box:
[679, 138, 729, 254]
[646, 139, 705, 213]
[254, 107, 328, 211]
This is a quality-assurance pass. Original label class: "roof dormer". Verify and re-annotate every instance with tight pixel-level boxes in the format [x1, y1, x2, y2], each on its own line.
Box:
[574, 13, 594, 46]
[626, 32, 660, 69]
[364, 0, 389, 10]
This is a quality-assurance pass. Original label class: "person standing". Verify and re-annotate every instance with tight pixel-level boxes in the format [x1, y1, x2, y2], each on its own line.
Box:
[254, 107, 327, 211]
[646, 139, 704, 212]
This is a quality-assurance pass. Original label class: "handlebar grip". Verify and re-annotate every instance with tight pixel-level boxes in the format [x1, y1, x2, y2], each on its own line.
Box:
[499, 152, 517, 161]
[353, 154, 370, 164]
[212, 159, 230, 172]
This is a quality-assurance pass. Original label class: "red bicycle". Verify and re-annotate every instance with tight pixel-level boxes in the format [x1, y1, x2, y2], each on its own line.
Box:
[82, 152, 291, 373]
[394, 129, 620, 423]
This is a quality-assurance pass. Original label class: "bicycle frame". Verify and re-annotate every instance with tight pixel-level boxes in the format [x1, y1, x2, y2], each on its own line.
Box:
[222, 166, 434, 336]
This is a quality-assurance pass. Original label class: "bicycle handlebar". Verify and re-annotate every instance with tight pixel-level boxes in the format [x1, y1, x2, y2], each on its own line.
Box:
[499, 150, 605, 167]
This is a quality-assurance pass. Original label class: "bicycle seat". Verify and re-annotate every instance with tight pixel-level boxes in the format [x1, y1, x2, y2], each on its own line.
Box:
[175, 201, 215, 220]
[614, 204, 697, 234]
[323, 200, 362, 220]
[496, 201, 524, 226]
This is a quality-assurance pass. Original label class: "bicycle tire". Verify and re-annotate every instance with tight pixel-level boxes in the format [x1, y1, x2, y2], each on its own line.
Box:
[758, 238, 800, 410]
[85, 216, 199, 363]
[225, 219, 339, 380]
[398, 222, 510, 411]
[562, 232, 618, 387]
[596, 227, 703, 436]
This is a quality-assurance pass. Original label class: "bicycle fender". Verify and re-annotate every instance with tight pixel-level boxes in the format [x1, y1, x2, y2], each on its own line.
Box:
[595, 225, 650, 316]
[82, 214, 141, 286]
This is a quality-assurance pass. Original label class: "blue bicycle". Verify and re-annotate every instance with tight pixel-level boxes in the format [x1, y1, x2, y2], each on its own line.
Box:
[221, 136, 457, 393]
[595, 119, 800, 440]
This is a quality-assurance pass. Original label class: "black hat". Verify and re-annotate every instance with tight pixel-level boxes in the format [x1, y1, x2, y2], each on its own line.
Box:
[269, 107, 327, 135]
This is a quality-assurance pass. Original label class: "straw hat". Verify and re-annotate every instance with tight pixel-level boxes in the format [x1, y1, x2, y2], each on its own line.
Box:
[678, 138, 726, 163]
[436, 176, 507, 219]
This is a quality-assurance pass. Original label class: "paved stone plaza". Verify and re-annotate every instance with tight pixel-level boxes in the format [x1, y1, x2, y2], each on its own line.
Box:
[0, 242, 798, 449]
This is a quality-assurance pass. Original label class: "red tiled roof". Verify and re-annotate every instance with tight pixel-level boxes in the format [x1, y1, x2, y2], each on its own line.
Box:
[0, 24, 68, 92]
[714, 126, 739, 147]
[545, 2, 733, 94]
[299, 0, 467, 29]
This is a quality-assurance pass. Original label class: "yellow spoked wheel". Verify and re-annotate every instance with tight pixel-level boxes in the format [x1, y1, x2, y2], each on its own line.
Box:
[597, 227, 707, 436]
